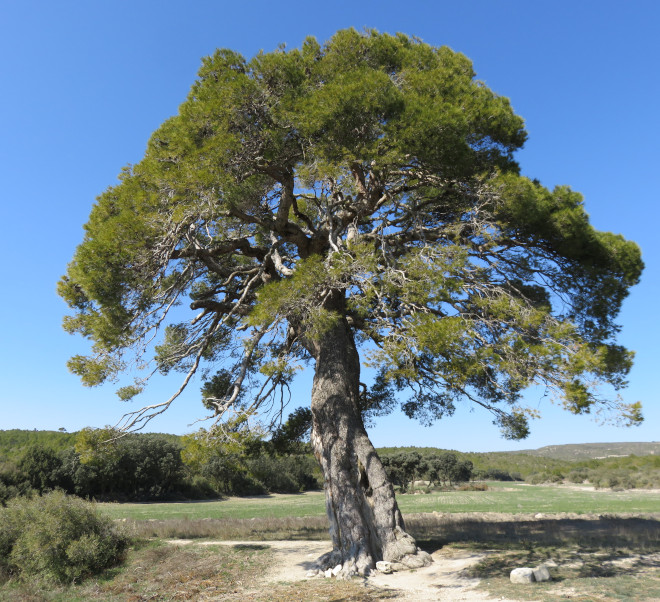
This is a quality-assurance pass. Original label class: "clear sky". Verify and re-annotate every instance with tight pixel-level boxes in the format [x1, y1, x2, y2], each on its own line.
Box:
[1, 1, 658, 452]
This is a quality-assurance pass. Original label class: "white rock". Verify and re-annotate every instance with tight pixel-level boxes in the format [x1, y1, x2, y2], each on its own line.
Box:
[331, 564, 343, 576]
[510, 567, 535, 583]
[535, 513, 544, 519]
[324, 568, 333, 578]
[376, 560, 393, 574]
[305, 569, 320, 578]
[533, 565, 551, 582]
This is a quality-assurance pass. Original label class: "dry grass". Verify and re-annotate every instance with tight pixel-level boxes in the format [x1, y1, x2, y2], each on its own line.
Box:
[3, 512, 658, 601]
[124, 515, 331, 541]
[0, 540, 396, 601]
[0, 540, 271, 601]
[124, 512, 660, 553]
[466, 546, 660, 601]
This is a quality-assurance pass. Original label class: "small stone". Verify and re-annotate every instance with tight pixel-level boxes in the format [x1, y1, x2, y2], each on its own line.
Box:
[535, 513, 544, 519]
[510, 567, 535, 583]
[376, 560, 393, 574]
[324, 568, 333, 578]
[331, 564, 343, 576]
[533, 565, 551, 582]
[305, 569, 320, 578]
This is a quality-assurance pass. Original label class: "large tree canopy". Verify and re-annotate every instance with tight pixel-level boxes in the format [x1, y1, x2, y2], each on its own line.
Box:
[60, 29, 643, 575]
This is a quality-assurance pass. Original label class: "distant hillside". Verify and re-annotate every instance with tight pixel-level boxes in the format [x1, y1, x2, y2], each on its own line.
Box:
[508, 442, 660, 461]
[370, 442, 660, 480]
[2, 430, 657, 466]
[0, 429, 182, 462]
[0, 429, 78, 459]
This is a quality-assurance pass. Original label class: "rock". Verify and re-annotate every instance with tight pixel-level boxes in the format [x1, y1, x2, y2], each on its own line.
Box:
[331, 564, 343, 577]
[400, 551, 433, 569]
[533, 565, 552, 582]
[376, 561, 393, 574]
[510, 567, 535, 583]
[305, 569, 321, 578]
[324, 568, 333, 578]
[535, 513, 544, 519]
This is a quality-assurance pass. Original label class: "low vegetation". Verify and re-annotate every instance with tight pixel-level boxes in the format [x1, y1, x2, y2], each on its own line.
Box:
[0, 539, 392, 601]
[0, 491, 129, 585]
[527, 453, 660, 489]
[2, 495, 658, 600]
[98, 483, 660, 543]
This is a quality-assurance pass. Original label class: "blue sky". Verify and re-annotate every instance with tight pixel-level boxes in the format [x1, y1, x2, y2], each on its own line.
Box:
[1, 1, 658, 452]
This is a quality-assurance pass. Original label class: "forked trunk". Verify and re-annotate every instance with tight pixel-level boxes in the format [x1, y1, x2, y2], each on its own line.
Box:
[305, 304, 432, 577]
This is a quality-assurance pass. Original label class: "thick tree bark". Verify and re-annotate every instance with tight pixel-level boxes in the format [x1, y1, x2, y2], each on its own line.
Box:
[303, 296, 432, 577]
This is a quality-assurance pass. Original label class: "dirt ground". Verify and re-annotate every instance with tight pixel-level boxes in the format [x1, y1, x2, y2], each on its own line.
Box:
[172, 539, 520, 601]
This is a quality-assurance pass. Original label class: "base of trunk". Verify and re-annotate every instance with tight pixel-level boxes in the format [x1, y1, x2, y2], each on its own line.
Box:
[313, 529, 432, 578]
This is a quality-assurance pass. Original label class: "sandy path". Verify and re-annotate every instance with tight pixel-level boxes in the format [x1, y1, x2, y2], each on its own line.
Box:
[172, 539, 520, 601]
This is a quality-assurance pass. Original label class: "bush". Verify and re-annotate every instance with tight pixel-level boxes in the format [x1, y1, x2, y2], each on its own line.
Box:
[0, 491, 129, 583]
[480, 468, 520, 482]
[229, 471, 267, 496]
[458, 482, 488, 491]
[567, 469, 588, 484]
[184, 475, 220, 499]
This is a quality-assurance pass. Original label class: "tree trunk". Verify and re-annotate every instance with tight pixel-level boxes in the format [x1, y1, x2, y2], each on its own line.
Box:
[304, 300, 432, 577]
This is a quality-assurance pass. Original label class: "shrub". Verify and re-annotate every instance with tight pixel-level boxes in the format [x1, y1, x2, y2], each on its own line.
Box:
[229, 471, 267, 496]
[458, 482, 488, 491]
[567, 469, 588, 484]
[481, 468, 520, 482]
[0, 491, 129, 583]
[184, 475, 220, 498]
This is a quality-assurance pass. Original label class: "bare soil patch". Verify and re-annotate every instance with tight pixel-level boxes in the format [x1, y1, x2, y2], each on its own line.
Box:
[171, 539, 518, 601]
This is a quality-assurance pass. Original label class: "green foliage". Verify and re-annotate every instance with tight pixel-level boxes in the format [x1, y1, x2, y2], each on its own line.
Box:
[270, 407, 312, 454]
[182, 426, 320, 495]
[73, 431, 187, 500]
[0, 429, 77, 457]
[0, 428, 322, 502]
[0, 491, 129, 584]
[17, 446, 63, 493]
[526, 453, 660, 489]
[247, 454, 321, 493]
[60, 28, 643, 448]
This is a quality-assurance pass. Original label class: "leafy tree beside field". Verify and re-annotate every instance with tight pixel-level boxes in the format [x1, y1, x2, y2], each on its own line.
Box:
[0, 428, 321, 504]
[60, 29, 642, 574]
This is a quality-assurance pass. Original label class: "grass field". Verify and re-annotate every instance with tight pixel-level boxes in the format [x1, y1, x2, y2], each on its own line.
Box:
[99, 482, 660, 521]
[3, 483, 659, 601]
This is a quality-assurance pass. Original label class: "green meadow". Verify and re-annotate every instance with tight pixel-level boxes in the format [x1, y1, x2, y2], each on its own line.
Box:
[99, 482, 660, 522]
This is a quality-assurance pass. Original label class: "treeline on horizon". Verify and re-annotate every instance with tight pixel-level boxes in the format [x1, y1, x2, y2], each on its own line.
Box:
[0, 428, 477, 504]
[1, 430, 659, 506]
[0, 426, 322, 504]
[379, 445, 660, 490]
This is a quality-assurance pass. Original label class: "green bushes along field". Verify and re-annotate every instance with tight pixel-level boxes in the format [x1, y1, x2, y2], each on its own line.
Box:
[0, 427, 322, 504]
[1, 430, 659, 508]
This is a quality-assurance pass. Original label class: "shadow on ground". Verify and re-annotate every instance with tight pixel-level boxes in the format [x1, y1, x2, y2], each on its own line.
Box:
[409, 515, 660, 551]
